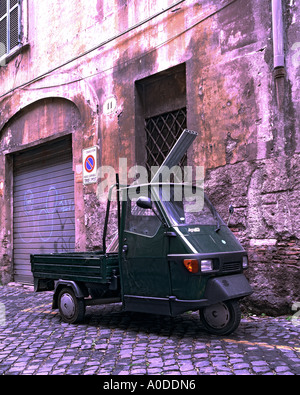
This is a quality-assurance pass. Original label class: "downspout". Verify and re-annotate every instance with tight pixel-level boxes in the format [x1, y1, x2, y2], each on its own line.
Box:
[272, 0, 285, 110]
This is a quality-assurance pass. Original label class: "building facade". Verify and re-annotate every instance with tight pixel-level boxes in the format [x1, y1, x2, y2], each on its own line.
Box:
[0, 0, 299, 314]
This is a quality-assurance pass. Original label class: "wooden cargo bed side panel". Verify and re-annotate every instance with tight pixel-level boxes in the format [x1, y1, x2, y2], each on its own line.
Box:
[31, 253, 119, 285]
[102, 254, 120, 280]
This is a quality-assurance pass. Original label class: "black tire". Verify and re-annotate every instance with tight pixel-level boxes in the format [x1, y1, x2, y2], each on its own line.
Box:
[199, 300, 241, 336]
[58, 287, 85, 324]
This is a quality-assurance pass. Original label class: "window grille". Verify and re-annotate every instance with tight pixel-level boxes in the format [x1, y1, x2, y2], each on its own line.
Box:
[145, 108, 187, 175]
[0, 0, 20, 57]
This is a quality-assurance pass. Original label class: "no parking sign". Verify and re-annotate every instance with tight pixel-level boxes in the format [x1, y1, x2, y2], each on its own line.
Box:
[83, 147, 97, 185]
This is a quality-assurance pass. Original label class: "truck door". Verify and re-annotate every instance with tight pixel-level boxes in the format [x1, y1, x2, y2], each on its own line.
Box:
[121, 199, 171, 312]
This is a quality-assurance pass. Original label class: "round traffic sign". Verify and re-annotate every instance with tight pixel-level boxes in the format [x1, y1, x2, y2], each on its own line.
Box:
[85, 155, 95, 173]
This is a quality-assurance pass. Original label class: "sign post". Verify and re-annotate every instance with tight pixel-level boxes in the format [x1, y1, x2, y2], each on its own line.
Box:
[83, 147, 97, 185]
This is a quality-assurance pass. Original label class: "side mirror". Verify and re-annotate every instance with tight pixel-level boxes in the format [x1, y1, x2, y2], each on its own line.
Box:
[227, 205, 235, 226]
[137, 197, 153, 210]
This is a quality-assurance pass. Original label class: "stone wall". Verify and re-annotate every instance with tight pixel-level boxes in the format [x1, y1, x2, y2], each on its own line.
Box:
[205, 155, 300, 315]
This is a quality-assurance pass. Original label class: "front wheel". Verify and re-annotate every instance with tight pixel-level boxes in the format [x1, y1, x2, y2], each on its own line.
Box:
[199, 300, 241, 336]
[58, 288, 85, 324]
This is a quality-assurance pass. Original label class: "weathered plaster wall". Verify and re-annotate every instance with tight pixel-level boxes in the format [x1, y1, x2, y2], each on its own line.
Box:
[202, 0, 300, 314]
[0, 0, 299, 314]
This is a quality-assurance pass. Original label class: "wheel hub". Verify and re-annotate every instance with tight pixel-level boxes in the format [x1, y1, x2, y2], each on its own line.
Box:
[203, 303, 230, 329]
[60, 293, 76, 319]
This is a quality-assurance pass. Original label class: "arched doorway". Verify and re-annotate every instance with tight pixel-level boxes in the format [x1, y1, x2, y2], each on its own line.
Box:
[1, 98, 81, 284]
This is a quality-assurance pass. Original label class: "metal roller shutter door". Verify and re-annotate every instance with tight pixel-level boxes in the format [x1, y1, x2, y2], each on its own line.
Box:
[13, 137, 75, 284]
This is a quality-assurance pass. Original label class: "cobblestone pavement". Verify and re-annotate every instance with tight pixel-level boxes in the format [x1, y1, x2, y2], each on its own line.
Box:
[0, 284, 299, 376]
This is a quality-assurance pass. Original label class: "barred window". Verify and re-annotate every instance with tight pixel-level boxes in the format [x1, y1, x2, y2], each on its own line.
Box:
[145, 108, 187, 175]
[0, 0, 20, 58]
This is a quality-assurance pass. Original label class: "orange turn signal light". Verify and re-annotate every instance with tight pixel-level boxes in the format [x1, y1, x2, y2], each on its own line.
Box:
[183, 259, 199, 274]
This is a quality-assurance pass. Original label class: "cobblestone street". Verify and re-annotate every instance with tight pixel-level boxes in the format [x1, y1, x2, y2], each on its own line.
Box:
[0, 284, 299, 376]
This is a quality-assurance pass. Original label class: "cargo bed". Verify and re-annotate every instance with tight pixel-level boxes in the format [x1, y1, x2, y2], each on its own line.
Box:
[31, 252, 119, 285]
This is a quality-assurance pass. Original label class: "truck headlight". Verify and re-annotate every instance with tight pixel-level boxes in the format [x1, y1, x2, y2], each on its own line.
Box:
[201, 259, 213, 272]
[242, 256, 248, 269]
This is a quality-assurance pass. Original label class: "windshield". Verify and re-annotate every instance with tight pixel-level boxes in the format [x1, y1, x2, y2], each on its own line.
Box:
[154, 184, 224, 227]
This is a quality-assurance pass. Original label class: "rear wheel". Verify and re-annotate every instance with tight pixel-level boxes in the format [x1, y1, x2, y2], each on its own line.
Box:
[200, 300, 241, 336]
[58, 288, 85, 324]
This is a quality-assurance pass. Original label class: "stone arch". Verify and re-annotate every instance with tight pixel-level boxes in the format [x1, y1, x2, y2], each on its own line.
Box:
[0, 97, 82, 151]
[0, 72, 100, 143]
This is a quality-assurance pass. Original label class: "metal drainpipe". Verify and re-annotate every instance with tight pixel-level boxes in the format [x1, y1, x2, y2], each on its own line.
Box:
[272, 0, 285, 110]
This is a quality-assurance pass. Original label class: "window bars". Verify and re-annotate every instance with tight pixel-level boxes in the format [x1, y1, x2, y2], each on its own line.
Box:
[145, 108, 187, 175]
[0, 0, 20, 57]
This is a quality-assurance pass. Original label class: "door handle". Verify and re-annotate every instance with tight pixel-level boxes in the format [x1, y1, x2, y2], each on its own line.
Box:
[122, 245, 128, 254]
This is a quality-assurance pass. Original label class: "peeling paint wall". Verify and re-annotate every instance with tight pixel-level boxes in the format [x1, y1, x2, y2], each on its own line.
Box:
[0, 0, 299, 314]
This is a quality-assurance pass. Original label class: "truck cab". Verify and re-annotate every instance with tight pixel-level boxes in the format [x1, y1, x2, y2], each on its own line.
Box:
[118, 182, 252, 335]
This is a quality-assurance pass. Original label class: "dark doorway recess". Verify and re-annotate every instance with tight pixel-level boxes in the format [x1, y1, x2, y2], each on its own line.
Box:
[135, 63, 187, 175]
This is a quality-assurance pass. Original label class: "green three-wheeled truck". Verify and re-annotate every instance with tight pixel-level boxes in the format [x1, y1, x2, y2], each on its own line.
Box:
[31, 130, 252, 335]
